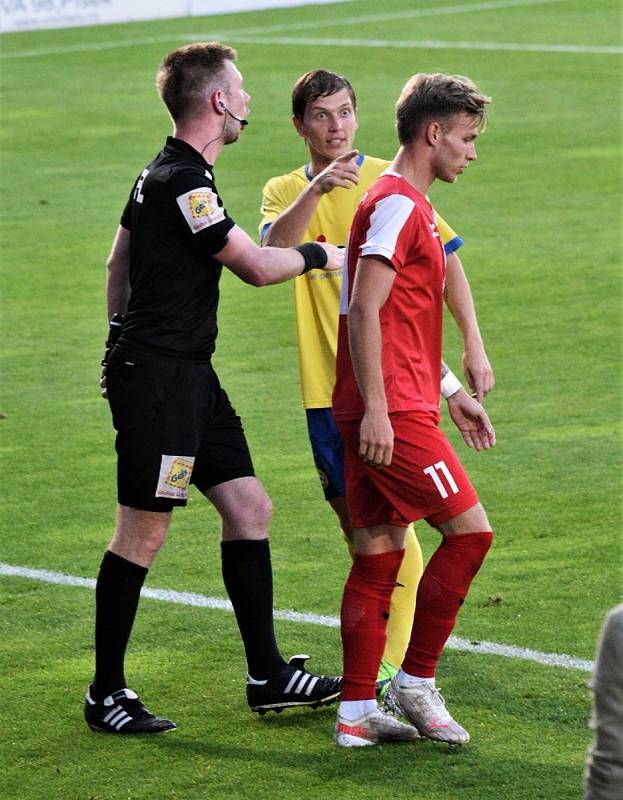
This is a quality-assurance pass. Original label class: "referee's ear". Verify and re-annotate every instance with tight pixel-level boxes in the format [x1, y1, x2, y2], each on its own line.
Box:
[212, 91, 227, 117]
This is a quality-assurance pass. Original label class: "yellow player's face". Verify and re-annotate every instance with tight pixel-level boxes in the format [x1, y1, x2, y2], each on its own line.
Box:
[294, 88, 358, 164]
[432, 112, 480, 183]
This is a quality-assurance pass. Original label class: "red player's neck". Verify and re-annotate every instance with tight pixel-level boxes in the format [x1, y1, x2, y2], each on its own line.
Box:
[391, 145, 434, 195]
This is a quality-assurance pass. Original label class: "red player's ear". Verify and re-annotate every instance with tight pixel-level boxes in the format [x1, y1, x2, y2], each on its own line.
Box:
[425, 120, 442, 146]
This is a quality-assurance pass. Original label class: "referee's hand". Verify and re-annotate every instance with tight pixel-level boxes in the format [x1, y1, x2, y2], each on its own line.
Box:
[100, 367, 108, 399]
[319, 243, 344, 272]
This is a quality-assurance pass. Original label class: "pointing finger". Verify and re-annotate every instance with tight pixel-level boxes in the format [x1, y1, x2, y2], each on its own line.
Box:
[336, 149, 359, 163]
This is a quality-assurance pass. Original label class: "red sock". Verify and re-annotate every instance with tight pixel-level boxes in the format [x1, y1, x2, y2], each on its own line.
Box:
[402, 531, 493, 678]
[340, 549, 404, 700]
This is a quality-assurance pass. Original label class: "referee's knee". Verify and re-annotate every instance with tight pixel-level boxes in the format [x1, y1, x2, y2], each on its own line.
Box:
[225, 482, 273, 534]
[253, 490, 273, 530]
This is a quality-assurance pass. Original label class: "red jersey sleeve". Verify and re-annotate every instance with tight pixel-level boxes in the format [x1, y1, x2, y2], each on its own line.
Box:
[358, 193, 417, 271]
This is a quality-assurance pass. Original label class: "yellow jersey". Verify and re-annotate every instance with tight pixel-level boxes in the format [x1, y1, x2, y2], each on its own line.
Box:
[260, 154, 463, 408]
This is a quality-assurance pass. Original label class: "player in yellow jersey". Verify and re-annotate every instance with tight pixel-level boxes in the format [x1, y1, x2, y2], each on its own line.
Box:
[259, 70, 494, 688]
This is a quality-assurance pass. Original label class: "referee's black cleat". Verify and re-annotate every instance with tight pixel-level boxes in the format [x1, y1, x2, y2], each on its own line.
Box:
[247, 654, 342, 715]
[84, 686, 177, 734]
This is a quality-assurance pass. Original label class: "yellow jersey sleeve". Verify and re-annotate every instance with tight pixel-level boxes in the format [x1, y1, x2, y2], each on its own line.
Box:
[259, 169, 307, 241]
[435, 211, 464, 255]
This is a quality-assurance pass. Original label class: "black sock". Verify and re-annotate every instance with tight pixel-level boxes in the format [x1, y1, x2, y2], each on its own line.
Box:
[92, 550, 148, 700]
[221, 539, 286, 679]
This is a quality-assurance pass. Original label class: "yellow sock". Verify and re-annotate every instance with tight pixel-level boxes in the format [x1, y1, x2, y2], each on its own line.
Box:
[382, 524, 423, 669]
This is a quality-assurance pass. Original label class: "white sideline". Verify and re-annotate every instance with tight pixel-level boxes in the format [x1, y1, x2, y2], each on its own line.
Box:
[0, 562, 594, 673]
[218, 35, 622, 55]
[3, 34, 618, 59]
[3, 0, 619, 59]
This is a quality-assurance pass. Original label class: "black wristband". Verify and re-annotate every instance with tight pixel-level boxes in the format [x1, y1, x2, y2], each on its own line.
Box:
[295, 242, 328, 274]
[101, 313, 125, 367]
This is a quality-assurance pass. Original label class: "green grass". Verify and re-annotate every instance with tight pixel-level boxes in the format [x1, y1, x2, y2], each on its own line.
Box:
[1, 1, 621, 798]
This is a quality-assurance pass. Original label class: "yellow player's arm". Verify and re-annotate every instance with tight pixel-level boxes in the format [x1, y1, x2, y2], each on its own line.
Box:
[262, 184, 324, 247]
[262, 151, 359, 247]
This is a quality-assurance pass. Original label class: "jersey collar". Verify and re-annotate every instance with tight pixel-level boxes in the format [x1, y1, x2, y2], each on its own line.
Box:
[165, 136, 213, 169]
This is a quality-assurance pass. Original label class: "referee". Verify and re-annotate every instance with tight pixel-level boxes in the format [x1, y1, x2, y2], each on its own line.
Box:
[85, 42, 343, 735]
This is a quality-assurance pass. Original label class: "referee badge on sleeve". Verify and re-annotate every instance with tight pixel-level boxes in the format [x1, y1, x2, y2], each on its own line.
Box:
[155, 455, 195, 500]
[176, 187, 225, 234]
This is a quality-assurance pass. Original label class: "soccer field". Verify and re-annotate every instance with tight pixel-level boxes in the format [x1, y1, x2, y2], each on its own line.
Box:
[1, 0, 621, 798]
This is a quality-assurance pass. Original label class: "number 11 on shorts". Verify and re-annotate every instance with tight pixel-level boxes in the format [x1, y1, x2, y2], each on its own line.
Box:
[423, 460, 459, 499]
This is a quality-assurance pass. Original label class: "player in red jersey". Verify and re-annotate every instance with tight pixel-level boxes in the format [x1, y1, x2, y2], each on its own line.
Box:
[332, 73, 496, 747]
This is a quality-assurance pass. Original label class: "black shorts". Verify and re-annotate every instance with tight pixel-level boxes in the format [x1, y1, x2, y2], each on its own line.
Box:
[106, 345, 255, 512]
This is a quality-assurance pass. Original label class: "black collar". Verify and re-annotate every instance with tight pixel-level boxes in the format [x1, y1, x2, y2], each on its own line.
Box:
[164, 136, 213, 170]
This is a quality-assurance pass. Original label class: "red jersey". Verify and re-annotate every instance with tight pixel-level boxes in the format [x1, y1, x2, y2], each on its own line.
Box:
[332, 173, 446, 420]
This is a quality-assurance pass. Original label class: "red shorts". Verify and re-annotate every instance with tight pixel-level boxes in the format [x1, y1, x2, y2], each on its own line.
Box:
[337, 411, 479, 529]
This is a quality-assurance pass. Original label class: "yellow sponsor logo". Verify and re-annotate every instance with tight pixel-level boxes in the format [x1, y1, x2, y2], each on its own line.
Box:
[189, 192, 214, 219]
[164, 457, 194, 491]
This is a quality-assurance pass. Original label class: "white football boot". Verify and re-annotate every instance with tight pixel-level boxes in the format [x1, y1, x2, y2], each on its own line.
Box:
[335, 705, 420, 747]
[384, 678, 470, 744]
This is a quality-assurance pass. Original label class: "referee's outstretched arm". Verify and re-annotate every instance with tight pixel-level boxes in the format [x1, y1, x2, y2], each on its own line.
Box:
[215, 225, 342, 286]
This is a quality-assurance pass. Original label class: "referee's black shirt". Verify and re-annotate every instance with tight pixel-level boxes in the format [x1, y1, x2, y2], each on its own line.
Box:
[119, 136, 235, 360]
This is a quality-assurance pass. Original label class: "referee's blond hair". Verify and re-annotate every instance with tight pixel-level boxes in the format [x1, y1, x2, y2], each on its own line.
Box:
[157, 42, 237, 123]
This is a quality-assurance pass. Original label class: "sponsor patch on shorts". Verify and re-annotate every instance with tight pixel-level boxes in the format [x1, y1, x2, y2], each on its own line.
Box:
[155, 455, 195, 500]
[176, 187, 224, 234]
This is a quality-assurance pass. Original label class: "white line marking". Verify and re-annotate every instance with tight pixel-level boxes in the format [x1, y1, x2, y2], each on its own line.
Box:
[0, 34, 187, 59]
[206, 0, 572, 38]
[0, 562, 594, 673]
[221, 35, 622, 55]
[1, 0, 613, 60]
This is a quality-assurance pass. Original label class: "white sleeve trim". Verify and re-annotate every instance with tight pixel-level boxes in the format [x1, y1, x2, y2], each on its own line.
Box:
[359, 194, 415, 265]
[359, 243, 399, 262]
